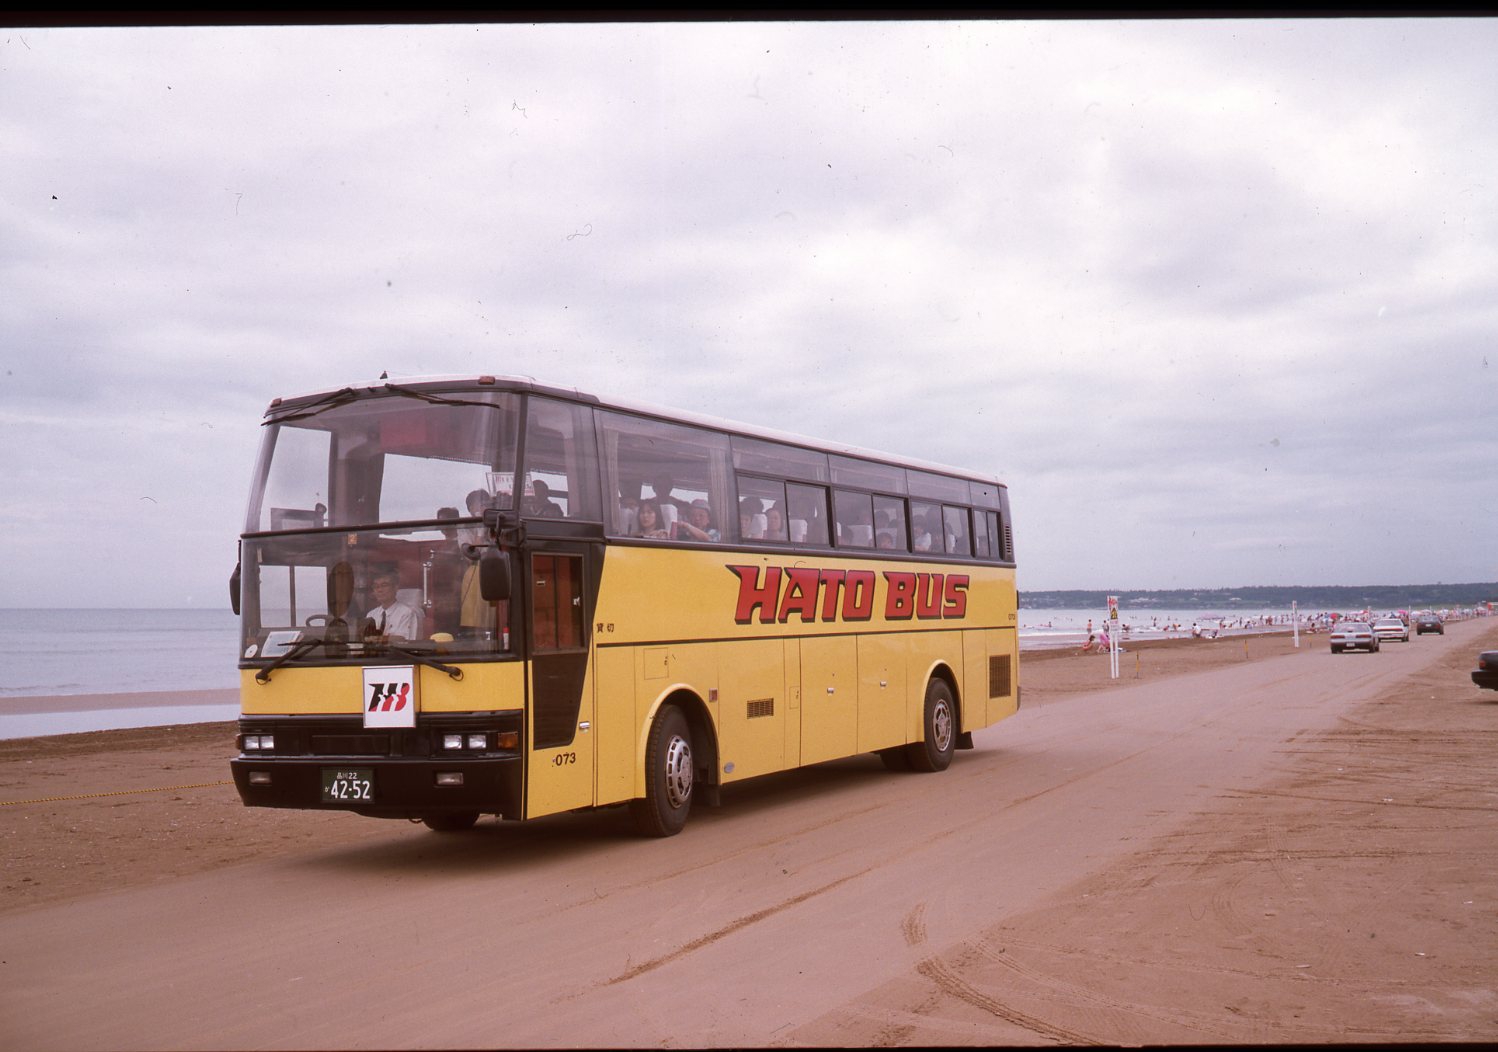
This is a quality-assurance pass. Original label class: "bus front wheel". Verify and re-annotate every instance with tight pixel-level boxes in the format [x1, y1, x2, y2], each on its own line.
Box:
[631, 705, 694, 837]
[907, 679, 956, 773]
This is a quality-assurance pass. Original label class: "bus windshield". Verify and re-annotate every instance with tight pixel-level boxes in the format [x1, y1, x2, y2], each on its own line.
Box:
[246, 388, 520, 533]
[239, 387, 521, 666]
[239, 525, 513, 663]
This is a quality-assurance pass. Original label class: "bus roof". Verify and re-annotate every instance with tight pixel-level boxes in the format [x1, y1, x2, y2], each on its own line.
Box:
[267, 373, 1005, 488]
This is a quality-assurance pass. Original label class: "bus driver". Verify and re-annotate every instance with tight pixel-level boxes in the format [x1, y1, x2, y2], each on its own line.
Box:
[363, 571, 422, 640]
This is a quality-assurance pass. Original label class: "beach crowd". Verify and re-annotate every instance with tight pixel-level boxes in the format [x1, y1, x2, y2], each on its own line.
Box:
[1071, 606, 1490, 654]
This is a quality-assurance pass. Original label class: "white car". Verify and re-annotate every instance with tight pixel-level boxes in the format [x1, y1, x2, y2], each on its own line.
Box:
[1373, 617, 1409, 643]
[1330, 621, 1380, 653]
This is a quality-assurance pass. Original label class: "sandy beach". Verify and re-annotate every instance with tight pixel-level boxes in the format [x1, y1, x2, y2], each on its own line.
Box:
[0, 627, 1479, 918]
[2, 620, 1496, 1047]
[0, 630, 1320, 914]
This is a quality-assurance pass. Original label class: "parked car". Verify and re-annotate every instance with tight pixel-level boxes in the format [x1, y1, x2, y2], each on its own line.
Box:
[1330, 621, 1380, 653]
[1373, 617, 1410, 643]
[1474, 651, 1498, 691]
[1416, 613, 1444, 635]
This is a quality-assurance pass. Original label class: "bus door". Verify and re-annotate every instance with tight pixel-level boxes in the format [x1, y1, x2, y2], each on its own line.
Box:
[525, 545, 596, 818]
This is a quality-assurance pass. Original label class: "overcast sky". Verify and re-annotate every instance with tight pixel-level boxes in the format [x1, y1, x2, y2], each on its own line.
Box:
[2, 18, 1495, 608]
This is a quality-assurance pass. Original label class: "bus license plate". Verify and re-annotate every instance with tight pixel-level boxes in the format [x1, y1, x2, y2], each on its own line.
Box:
[321, 768, 374, 803]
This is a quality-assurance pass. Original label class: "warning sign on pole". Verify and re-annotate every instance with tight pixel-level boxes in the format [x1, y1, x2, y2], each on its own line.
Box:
[1106, 597, 1120, 679]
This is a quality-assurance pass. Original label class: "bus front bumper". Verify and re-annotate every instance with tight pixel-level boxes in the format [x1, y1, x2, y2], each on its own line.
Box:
[229, 755, 522, 820]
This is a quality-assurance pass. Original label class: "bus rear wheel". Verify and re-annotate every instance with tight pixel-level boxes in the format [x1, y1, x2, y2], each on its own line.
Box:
[421, 811, 480, 832]
[907, 679, 956, 773]
[631, 705, 694, 837]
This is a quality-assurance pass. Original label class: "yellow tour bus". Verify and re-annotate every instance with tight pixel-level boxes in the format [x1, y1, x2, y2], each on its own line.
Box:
[229, 375, 1018, 835]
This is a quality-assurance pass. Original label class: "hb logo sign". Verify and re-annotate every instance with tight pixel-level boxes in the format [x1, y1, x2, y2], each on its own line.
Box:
[367, 682, 410, 712]
[362, 665, 418, 729]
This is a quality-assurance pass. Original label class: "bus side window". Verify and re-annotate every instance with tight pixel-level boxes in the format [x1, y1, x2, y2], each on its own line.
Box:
[786, 482, 829, 547]
[910, 501, 941, 553]
[523, 398, 601, 521]
[736, 475, 787, 542]
[943, 505, 972, 557]
[833, 489, 874, 548]
[599, 411, 731, 539]
[873, 495, 908, 551]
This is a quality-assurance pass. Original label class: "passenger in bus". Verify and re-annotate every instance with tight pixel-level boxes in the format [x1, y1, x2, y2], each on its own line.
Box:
[876, 530, 897, 550]
[456, 491, 499, 638]
[674, 499, 720, 543]
[763, 503, 788, 542]
[912, 515, 935, 552]
[945, 513, 969, 553]
[363, 571, 422, 641]
[632, 501, 670, 539]
[739, 498, 766, 540]
[648, 475, 689, 516]
[522, 479, 563, 518]
[462, 490, 489, 543]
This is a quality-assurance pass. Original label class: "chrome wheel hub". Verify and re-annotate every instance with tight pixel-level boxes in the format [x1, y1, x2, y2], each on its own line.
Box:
[664, 735, 693, 808]
[933, 699, 953, 753]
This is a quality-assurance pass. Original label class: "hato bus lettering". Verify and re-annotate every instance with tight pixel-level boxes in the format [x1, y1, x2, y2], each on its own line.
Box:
[728, 564, 969, 625]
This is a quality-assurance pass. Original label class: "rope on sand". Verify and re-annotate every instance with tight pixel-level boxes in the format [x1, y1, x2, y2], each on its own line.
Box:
[0, 780, 234, 807]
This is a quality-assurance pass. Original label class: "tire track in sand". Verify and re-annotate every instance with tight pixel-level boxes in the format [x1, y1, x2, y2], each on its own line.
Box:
[899, 900, 1100, 1045]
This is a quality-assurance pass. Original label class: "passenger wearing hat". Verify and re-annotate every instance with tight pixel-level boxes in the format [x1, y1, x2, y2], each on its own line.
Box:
[675, 498, 720, 543]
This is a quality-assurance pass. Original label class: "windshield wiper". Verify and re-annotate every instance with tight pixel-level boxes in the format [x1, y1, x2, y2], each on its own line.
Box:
[263, 386, 359, 426]
[372, 640, 464, 680]
[380, 382, 506, 412]
[254, 637, 323, 684]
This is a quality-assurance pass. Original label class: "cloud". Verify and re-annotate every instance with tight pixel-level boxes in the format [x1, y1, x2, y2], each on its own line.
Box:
[1, 19, 1495, 606]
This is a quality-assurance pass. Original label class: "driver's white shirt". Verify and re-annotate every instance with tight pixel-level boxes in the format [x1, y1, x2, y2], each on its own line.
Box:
[365, 600, 422, 640]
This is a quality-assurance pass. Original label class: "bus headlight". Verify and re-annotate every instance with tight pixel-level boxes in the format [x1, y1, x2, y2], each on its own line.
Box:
[467, 734, 487, 750]
[443, 734, 464, 750]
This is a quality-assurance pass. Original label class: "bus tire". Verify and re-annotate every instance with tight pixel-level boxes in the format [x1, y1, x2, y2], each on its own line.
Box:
[631, 705, 694, 837]
[422, 811, 480, 832]
[907, 678, 956, 773]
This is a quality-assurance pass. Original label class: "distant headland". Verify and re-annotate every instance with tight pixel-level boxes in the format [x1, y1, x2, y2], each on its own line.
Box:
[1020, 583, 1497, 611]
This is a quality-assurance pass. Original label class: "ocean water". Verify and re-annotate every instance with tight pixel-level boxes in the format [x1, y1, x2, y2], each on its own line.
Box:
[0, 608, 242, 698]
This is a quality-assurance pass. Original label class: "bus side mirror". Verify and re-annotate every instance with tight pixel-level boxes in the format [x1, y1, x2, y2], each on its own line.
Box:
[479, 550, 512, 602]
[230, 563, 241, 616]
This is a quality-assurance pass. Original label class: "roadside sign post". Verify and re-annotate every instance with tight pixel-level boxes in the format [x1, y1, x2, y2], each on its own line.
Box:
[1108, 595, 1120, 679]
